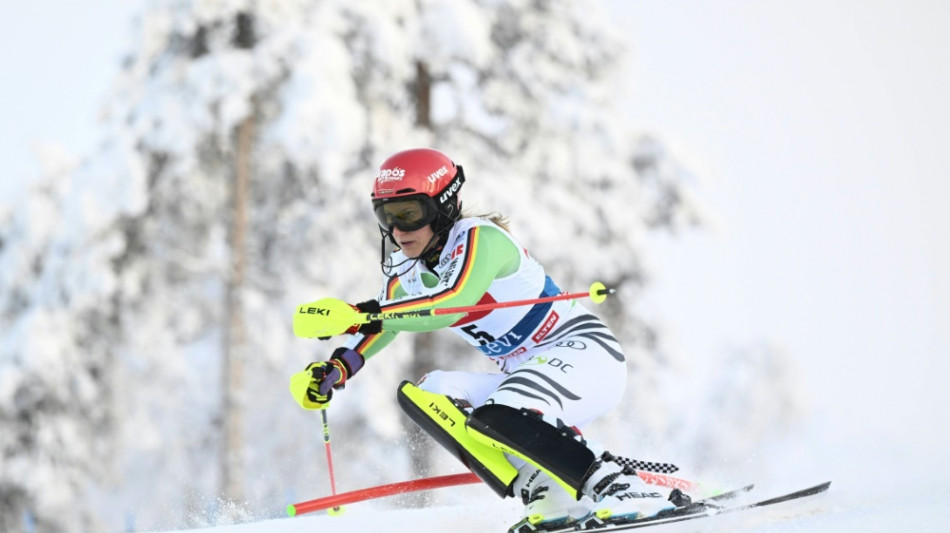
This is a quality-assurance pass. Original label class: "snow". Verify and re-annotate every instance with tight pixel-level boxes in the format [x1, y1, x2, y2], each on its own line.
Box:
[143, 483, 950, 533]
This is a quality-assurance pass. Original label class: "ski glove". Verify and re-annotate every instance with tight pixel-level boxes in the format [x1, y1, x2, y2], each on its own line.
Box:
[289, 347, 366, 410]
[293, 298, 382, 339]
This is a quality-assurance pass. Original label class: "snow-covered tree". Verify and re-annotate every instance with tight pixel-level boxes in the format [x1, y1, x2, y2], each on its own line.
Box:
[0, 0, 701, 531]
[0, 145, 140, 532]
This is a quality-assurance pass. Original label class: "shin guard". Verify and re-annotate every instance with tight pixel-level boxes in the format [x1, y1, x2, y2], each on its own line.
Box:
[466, 404, 596, 499]
[396, 381, 518, 497]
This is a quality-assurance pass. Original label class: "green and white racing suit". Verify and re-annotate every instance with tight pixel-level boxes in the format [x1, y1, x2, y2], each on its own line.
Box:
[343, 217, 627, 427]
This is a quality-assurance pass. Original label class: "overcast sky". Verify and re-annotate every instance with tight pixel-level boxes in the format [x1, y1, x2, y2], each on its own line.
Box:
[1, 2, 133, 190]
[606, 0, 950, 464]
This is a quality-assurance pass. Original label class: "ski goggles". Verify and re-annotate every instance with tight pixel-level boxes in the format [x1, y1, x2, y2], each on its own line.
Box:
[372, 195, 438, 232]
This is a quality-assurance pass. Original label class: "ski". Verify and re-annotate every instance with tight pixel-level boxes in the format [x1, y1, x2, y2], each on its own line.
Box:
[698, 482, 756, 502]
[535, 481, 830, 532]
[509, 483, 754, 533]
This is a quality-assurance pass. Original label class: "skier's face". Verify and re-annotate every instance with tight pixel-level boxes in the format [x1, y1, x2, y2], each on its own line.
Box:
[392, 223, 435, 259]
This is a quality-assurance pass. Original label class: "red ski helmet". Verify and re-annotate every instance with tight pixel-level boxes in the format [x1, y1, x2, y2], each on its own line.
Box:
[371, 148, 465, 233]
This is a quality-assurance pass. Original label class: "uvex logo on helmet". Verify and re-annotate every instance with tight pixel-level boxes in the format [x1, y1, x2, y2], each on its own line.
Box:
[375, 167, 406, 184]
[428, 166, 449, 183]
[438, 174, 463, 204]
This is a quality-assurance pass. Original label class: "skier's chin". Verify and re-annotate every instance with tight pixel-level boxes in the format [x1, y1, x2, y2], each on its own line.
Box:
[398, 243, 415, 256]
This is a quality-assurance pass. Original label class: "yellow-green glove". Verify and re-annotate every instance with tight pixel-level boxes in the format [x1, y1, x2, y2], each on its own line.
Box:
[289, 348, 366, 410]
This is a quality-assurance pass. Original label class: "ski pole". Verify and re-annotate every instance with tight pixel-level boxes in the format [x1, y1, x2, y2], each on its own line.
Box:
[321, 410, 344, 515]
[288, 472, 481, 516]
[363, 281, 614, 323]
[295, 282, 615, 339]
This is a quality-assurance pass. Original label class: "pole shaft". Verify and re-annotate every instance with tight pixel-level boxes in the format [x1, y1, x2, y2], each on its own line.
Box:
[321, 410, 340, 509]
[289, 473, 481, 516]
[365, 290, 593, 322]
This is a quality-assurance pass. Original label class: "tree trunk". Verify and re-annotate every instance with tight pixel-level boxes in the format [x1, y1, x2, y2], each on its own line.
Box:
[413, 61, 431, 128]
[221, 114, 253, 505]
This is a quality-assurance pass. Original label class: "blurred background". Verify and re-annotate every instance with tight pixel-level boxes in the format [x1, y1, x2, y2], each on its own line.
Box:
[1, 1, 948, 532]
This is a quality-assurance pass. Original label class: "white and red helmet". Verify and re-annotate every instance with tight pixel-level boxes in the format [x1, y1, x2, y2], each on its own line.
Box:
[371, 148, 465, 233]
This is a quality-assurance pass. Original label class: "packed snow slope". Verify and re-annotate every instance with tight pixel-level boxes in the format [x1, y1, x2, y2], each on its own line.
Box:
[149, 474, 950, 533]
[148, 490, 947, 533]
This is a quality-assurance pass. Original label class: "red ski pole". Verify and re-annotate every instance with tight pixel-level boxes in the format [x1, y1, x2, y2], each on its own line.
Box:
[321, 410, 344, 515]
[288, 472, 481, 516]
[366, 282, 615, 322]
[295, 282, 616, 339]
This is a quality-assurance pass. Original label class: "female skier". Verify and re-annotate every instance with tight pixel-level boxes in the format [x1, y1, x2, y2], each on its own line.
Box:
[290, 148, 678, 532]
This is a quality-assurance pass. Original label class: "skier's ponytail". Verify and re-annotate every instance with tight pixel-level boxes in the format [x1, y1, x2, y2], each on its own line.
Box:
[462, 210, 511, 233]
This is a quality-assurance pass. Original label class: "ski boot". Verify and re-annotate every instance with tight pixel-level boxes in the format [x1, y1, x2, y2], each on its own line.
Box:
[508, 465, 590, 533]
[577, 452, 679, 527]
